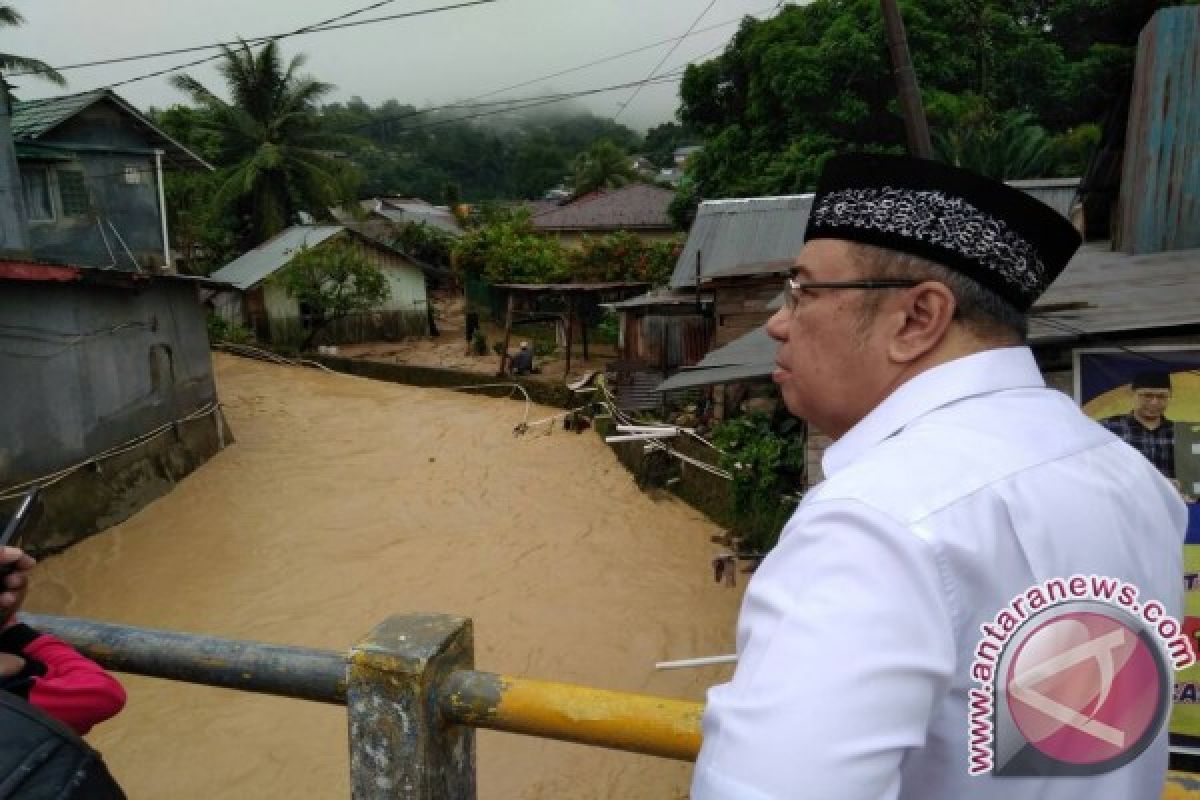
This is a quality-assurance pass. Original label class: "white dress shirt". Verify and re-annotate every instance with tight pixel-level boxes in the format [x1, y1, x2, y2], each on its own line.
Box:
[692, 346, 1186, 800]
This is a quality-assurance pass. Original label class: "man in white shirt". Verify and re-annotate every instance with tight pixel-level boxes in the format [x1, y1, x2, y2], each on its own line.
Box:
[692, 154, 1188, 799]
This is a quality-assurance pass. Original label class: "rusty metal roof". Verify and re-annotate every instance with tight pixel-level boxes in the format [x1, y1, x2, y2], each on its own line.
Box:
[1030, 244, 1200, 343]
[530, 184, 675, 231]
[668, 195, 814, 289]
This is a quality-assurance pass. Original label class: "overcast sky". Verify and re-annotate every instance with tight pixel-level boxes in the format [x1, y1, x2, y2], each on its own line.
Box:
[8, 0, 782, 132]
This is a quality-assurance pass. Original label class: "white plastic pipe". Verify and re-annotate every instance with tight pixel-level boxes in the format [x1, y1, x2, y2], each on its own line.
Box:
[605, 432, 680, 443]
[655, 654, 737, 670]
[154, 148, 171, 271]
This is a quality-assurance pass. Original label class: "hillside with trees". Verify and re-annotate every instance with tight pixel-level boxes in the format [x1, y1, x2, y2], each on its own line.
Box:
[670, 0, 1196, 224]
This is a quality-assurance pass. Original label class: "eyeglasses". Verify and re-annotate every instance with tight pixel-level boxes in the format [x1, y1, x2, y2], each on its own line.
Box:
[783, 275, 921, 312]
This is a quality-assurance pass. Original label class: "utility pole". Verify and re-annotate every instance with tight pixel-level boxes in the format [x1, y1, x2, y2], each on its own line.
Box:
[880, 0, 934, 159]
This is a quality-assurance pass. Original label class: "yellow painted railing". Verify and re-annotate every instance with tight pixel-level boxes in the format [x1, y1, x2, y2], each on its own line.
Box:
[22, 612, 1200, 799]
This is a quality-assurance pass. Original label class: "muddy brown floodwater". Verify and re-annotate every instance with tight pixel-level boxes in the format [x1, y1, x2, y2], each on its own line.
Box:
[24, 353, 742, 799]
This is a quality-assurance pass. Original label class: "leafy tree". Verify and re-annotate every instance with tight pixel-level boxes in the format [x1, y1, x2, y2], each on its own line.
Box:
[643, 121, 698, 168]
[392, 220, 454, 269]
[572, 138, 637, 196]
[673, 0, 1196, 207]
[567, 232, 681, 287]
[452, 209, 568, 284]
[0, 5, 65, 86]
[934, 109, 1056, 179]
[277, 241, 389, 348]
[171, 41, 360, 248]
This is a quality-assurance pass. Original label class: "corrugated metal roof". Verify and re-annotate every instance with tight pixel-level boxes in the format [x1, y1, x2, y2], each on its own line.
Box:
[376, 205, 463, 236]
[209, 226, 346, 290]
[1030, 244, 1200, 343]
[531, 184, 675, 231]
[668, 195, 814, 289]
[1008, 178, 1080, 220]
[605, 288, 712, 309]
[655, 325, 776, 392]
[11, 89, 212, 170]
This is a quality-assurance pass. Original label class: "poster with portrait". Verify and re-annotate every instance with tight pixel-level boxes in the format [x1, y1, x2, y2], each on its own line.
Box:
[1075, 346, 1200, 743]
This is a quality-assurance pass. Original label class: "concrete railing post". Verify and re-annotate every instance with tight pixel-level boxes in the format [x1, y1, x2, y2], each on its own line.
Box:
[347, 614, 475, 800]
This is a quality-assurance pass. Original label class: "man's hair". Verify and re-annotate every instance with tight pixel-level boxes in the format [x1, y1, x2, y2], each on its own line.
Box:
[853, 243, 1028, 343]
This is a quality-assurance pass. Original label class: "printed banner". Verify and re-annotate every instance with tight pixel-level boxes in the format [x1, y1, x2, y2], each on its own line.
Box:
[1074, 347, 1200, 742]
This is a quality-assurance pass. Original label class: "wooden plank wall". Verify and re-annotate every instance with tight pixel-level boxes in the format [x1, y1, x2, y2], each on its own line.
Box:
[713, 282, 779, 347]
[1117, 7, 1200, 254]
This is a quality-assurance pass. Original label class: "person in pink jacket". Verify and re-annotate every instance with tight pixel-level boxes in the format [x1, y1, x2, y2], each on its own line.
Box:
[0, 545, 126, 735]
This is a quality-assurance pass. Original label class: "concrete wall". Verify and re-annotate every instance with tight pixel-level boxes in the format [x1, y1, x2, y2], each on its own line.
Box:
[0, 274, 226, 551]
[0, 277, 217, 486]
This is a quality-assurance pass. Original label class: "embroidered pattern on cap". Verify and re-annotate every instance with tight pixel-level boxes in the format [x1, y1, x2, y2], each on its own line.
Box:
[811, 187, 1047, 301]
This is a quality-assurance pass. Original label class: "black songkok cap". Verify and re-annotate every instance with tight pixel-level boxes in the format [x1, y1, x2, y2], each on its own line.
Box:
[804, 154, 1082, 311]
[1131, 370, 1172, 391]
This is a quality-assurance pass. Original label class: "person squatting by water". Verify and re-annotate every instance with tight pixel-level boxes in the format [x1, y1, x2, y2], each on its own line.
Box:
[691, 155, 1185, 799]
[0, 546, 126, 735]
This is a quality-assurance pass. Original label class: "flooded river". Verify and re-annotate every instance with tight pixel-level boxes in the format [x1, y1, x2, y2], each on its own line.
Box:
[24, 353, 741, 798]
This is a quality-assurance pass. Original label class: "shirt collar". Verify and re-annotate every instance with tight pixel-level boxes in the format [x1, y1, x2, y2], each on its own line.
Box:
[822, 346, 1046, 477]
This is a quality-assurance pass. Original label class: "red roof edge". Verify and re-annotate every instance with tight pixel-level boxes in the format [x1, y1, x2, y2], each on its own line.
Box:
[0, 260, 82, 282]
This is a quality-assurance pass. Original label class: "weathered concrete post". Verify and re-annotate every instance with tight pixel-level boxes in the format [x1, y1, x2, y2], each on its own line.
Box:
[347, 614, 475, 800]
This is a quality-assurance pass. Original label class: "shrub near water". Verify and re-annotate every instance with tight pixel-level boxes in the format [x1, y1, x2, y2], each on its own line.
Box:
[711, 413, 805, 553]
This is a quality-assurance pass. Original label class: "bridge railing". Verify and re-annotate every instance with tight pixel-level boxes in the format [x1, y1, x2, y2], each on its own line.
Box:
[23, 612, 702, 799]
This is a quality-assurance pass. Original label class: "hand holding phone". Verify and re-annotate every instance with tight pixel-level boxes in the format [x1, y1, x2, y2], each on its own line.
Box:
[0, 488, 40, 592]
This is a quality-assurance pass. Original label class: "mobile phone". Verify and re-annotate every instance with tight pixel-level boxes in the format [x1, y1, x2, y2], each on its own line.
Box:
[0, 488, 40, 589]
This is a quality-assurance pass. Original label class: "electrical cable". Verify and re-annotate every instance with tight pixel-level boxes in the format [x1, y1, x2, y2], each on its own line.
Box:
[0, 401, 223, 501]
[12, 0, 500, 93]
[11, 0, 407, 77]
[613, 0, 719, 123]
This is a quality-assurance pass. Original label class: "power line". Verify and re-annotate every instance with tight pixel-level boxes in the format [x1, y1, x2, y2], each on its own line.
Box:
[327, 6, 780, 135]
[18, 0, 500, 94]
[460, 7, 773, 105]
[10, 0, 405, 76]
[614, 0, 719, 122]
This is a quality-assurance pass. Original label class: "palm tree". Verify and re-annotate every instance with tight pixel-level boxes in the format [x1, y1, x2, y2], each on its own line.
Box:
[572, 139, 637, 196]
[171, 40, 357, 247]
[0, 5, 65, 87]
[934, 110, 1058, 180]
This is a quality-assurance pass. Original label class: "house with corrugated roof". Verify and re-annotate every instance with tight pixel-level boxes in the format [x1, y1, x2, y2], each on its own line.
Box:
[10, 89, 211, 270]
[530, 184, 676, 249]
[208, 225, 431, 345]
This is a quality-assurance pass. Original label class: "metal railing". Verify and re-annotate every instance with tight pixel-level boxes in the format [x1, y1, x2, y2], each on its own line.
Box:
[23, 612, 702, 799]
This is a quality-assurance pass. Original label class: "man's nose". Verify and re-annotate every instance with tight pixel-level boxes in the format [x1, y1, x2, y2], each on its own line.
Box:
[766, 307, 789, 342]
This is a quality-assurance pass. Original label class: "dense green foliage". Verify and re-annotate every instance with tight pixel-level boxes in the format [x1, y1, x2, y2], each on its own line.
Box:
[277, 241, 390, 348]
[452, 209, 680, 286]
[711, 413, 805, 552]
[318, 100, 643, 201]
[677, 0, 1193, 203]
[571, 139, 637, 196]
[392, 221, 455, 270]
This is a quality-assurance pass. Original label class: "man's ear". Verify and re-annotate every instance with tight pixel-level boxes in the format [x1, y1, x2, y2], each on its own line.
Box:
[888, 282, 956, 364]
